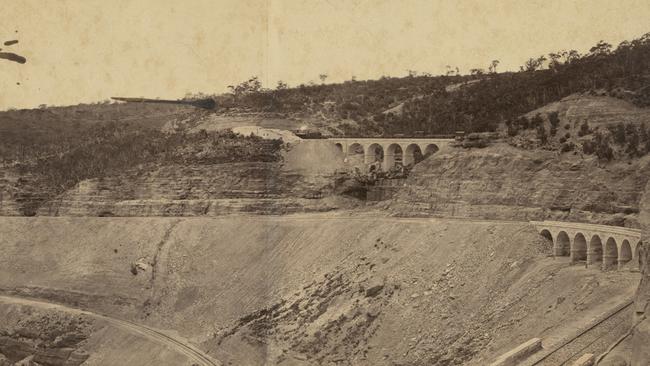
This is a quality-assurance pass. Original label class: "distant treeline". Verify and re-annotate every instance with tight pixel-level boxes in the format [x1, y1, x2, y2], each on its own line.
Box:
[216, 33, 650, 136]
[396, 34, 650, 135]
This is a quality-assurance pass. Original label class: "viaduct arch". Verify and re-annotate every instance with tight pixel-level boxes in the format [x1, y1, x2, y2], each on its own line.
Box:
[329, 138, 453, 171]
[532, 221, 641, 271]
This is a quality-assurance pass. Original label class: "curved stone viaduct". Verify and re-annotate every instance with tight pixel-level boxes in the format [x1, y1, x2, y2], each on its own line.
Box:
[531, 220, 642, 271]
[328, 138, 454, 171]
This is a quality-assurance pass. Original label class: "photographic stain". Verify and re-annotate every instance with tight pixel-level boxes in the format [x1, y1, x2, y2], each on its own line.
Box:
[0, 38, 26, 64]
[0, 52, 27, 64]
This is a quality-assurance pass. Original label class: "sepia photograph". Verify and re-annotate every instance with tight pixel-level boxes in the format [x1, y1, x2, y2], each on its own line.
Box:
[1, 0, 650, 365]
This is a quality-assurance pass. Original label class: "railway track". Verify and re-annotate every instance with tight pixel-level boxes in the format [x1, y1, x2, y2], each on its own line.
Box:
[526, 300, 633, 365]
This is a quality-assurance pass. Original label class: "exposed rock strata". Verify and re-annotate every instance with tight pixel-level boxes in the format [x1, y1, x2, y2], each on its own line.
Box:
[391, 144, 650, 227]
[2, 162, 339, 217]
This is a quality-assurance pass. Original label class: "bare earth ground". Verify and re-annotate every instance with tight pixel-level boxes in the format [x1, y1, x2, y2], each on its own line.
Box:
[0, 213, 639, 365]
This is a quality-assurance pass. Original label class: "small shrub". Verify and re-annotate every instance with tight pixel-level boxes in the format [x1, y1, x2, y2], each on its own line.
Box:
[517, 116, 530, 130]
[597, 142, 613, 160]
[548, 111, 560, 128]
[531, 113, 544, 127]
[561, 142, 575, 153]
[507, 122, 519, 136]
[610, 123, 627, 144]
[536, 124, 547, 144]
[578, 121, 591, 137]
[593, 132, 614, 160]
[625, 123, 639, 155]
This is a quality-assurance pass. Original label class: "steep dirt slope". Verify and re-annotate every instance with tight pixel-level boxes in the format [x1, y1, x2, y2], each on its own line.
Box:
[391, 143, 650, 227]
[0, 215, 639, 365]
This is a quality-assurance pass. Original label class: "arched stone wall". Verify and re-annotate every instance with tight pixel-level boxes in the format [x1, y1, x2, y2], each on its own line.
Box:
[588, 235, 603, 267]
[348, 143, 364, 154]
[540, 229, 553, 241]
[347, 143, 365, 166]
[620, 239, 632, 269]
[328, 138, 451, 171]
[404, 144, 424, 166]
[555, 231, 570, 256]
[532, 221, 641, 271]
[604, 237, 618, 270]
[365, 143, 384, 166]
[573, 233, 588, 263]
[384, 144, 403, 171]
[334, 143, 343, 154]
[424, 144, 439, 157]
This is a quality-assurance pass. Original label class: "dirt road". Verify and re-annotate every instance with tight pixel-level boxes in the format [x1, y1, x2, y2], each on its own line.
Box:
[0, 294, 220, 366]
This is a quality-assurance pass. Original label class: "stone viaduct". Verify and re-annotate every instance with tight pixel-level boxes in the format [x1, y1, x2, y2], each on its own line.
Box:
[325, 138, 643, 273]
[531, 220, 642, 271]
[328, 138, 454, 171]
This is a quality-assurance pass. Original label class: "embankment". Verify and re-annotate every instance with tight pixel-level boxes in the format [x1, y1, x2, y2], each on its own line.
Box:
[0, 215, 639, 365]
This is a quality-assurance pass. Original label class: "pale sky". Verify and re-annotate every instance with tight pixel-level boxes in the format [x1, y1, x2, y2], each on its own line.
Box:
[1, 0, 649, 110]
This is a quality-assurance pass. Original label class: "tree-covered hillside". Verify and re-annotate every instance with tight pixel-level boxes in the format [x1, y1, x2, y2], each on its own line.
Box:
[220, 33, 650, 136]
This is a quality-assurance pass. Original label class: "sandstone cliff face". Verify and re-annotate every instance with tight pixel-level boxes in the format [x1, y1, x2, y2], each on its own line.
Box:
[35, 162, 339, 216]
[391, 144, 650, 227]
[8, 139, 650, 223]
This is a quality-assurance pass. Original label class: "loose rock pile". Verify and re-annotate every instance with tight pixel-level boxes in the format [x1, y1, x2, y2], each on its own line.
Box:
[0, 307, 93, 366]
